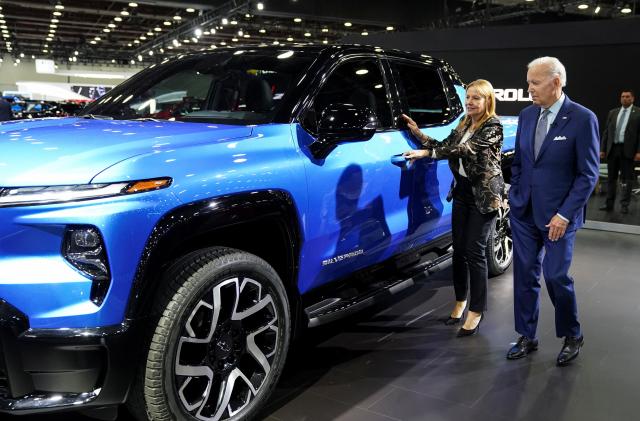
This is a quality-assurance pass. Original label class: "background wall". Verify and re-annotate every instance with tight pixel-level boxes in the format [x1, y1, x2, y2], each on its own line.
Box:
[345, 18, 640, 127]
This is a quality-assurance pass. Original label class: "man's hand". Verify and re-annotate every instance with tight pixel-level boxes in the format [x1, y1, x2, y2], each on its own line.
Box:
[634, 152, 640, 162]
[600, 151, 606, 160]
[403, 149, 431, 164]
[545, 214, 569, 241]
[401, 114, 423, 141]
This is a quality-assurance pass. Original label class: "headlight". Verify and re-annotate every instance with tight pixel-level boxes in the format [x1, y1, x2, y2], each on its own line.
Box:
[0, 177, 172, 207]
[63, 226, 111, 305]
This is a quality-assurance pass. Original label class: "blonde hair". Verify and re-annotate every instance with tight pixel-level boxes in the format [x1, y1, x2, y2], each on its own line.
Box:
[460, 79, 498, 131]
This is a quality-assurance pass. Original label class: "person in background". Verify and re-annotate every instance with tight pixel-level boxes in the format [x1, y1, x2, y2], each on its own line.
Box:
[506, 57, 599, 366]
[403, 79, 505, 337]
[0, 97, 12, 121]
[599, 90, 640, 214]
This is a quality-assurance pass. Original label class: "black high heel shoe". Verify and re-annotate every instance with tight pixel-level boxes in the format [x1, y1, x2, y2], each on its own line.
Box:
[457, 313, 483, 337]
[443, 315, 463, 325]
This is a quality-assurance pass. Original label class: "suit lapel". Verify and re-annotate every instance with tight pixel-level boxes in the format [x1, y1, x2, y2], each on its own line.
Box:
[535, 96, 573, 162]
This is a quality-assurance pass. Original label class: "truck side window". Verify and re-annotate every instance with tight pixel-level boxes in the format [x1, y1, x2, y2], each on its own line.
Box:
[305, 58, 393, 132]
[391, 60, 451, 126]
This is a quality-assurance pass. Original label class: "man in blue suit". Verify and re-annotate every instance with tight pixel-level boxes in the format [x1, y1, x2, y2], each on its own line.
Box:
[506, 57, 599, 366]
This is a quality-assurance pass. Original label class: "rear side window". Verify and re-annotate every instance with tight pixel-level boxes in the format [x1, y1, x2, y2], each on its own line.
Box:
[390, 60, 451, 126]
[304, 57, 393, 132]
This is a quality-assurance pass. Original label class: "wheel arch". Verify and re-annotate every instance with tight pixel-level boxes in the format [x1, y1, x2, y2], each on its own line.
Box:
[125, 189, 303, 325]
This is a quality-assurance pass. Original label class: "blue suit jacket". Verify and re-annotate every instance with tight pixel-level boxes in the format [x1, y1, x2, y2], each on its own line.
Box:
[509, 95, 600, 231]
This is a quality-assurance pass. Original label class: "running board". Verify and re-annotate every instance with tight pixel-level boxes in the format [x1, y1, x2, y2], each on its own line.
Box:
[306, 251, 453, 328]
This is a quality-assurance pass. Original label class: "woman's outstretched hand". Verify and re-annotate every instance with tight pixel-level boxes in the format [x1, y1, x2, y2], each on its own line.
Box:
[401, 114, 423, 140]
[402, 149, 431, 164]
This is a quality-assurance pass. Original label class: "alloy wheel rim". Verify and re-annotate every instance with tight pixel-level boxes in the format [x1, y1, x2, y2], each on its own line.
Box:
[174, 277, 280, 421]
[493, 206, 513, 268]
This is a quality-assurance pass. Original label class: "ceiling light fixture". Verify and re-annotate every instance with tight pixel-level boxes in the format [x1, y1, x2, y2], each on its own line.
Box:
[595, 5, 601, 13]
[386, 26, 394, 30]
[578, 4, 589, 9]
[54, 3, 64, 10]
[186, 8, 195, 13]
[294, 18, 302, 22]
[164, 21, 171, 26]
[230, 20, 238, 24]
[121, 10, 129, 16]
[129, 2, 138, 7]
[173, 15, 182, 20]
[361, 30, 368, 36]
[344, 22, 352, 27]
[621, 4, 632, 13]
[259, 28, 266, 33]
[222, 18, 228, 25]
[53, 11, 62, 16]
[155, 27, 162, 31]
[257, 2, 264, 10]
[114, 17, 123, 22]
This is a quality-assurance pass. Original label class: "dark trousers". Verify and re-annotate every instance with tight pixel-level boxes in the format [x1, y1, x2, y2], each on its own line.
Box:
[451, 176, 496, 313]
[511, 203, 581, 339]
[606, 144, 635, 207]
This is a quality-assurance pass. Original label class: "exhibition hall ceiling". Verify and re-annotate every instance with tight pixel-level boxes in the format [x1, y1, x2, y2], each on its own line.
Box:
[0, 0, 636, 65]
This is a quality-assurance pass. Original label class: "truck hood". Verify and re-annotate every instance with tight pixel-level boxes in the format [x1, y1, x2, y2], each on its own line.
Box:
[0, 118, 254, 186]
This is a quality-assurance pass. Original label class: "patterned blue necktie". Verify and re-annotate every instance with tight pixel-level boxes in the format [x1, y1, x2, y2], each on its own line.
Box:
[534, 109, 550, 159]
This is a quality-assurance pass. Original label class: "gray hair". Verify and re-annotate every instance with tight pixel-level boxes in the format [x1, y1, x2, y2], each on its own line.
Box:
[528, 56, 567, 87]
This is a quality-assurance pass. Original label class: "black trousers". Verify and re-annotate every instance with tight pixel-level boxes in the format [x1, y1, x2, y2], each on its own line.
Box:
[606, 144, 635, 207]
[451, 175, 497, 313]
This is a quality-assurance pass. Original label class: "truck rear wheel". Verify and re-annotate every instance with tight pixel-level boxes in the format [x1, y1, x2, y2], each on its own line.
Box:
[487, 205, 513, 277]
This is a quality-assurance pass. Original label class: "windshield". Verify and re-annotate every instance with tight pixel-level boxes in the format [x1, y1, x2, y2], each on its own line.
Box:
[81, 50, 316, 125]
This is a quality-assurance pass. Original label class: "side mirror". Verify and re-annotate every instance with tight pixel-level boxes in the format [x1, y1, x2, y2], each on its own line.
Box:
[309, 104, 379, 159]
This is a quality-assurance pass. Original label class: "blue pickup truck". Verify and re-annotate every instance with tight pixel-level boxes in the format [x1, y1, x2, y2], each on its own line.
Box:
[0, 45, 515, 421]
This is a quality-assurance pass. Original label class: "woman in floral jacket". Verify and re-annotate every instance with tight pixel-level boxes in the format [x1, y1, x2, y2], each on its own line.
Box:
[403, 79, 504, 337]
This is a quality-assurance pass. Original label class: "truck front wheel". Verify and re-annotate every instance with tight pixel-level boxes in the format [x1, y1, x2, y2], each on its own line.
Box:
[129, 247, 290, 421]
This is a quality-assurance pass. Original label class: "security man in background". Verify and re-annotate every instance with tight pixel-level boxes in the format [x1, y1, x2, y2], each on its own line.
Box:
[600, 90, 640, 214]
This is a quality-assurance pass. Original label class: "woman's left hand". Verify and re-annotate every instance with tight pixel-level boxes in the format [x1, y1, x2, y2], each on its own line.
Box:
[403, 149, 431, 164]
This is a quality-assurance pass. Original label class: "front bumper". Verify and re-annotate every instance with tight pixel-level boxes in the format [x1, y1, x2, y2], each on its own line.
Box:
[0, 299, 142, 414]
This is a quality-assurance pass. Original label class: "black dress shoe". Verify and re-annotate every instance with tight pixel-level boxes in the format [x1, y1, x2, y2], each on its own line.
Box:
[506, 336, 538, 360]
[598, 204, 613, 211]
[557, 335, 584, 366]
[621, 205, 629, 214]
[457, 313, 483, 337]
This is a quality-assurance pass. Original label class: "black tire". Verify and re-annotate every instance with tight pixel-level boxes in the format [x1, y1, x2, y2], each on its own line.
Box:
[128, 247, 291, 421]
[487, 205, 513, 277]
